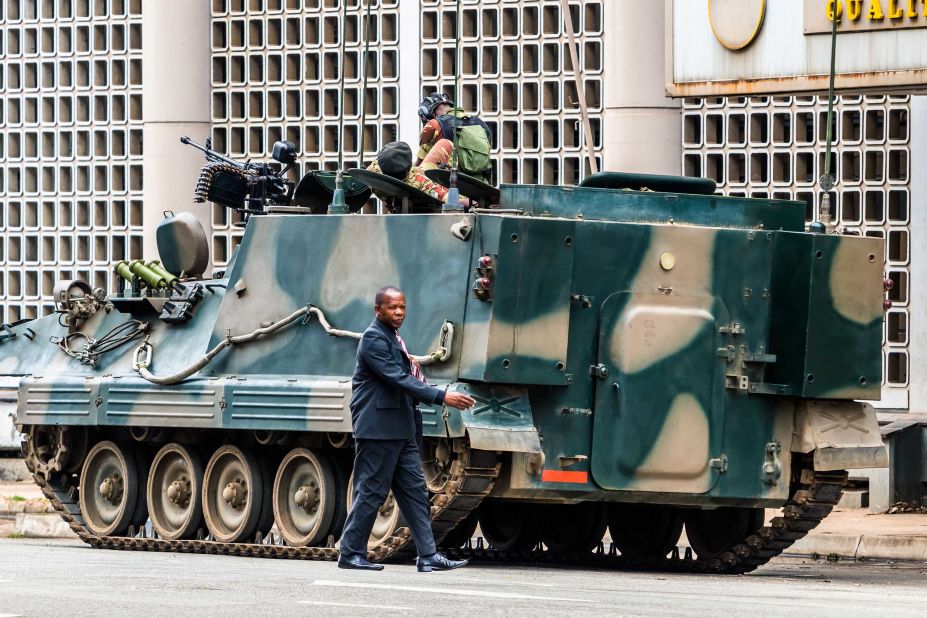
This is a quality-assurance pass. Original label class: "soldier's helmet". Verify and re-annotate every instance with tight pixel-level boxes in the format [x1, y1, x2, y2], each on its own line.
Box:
[418, 92, 454, 125]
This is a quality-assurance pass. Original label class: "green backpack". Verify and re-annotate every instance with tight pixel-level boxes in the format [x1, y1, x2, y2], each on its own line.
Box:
[437, 112, 493, 178]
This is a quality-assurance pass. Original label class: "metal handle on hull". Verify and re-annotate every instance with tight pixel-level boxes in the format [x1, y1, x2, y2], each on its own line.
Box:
[133, 304, 455, 385]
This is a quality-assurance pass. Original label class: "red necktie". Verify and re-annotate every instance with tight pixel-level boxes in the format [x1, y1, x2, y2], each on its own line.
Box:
[395, 333, 426, 383]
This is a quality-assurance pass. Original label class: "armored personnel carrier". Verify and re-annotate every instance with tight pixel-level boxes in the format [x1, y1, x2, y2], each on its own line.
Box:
[3, 140, 888, 573]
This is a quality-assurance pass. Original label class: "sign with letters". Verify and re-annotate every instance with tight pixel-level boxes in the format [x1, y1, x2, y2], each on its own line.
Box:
[667, 0, 927, 97]
[805, 0, 927, 34]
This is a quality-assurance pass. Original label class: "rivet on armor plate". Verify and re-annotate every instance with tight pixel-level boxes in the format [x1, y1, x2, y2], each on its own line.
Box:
[660, 252, 676, 271]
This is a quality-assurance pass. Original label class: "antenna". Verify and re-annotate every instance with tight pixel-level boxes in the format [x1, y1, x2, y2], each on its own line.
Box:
[560, 0, 598, 177]
[445, 0, 463, 209]
[816, 4, 840, 233]
[329, 0, 350, 214]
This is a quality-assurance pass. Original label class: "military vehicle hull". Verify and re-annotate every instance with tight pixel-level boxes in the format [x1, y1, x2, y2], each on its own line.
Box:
[0, 378, 20, 454]
[4, 182, 888, 573]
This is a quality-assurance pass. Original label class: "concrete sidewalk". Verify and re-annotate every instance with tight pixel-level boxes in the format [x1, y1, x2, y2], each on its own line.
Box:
[0, 479, 69, 539]
[786, 507, 927, 562]
[2, 477, 926, 564]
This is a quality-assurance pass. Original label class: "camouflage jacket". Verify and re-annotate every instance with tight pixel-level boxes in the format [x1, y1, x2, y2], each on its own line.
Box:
[365, 161, 449, 203]
[417, 117, 446, 161]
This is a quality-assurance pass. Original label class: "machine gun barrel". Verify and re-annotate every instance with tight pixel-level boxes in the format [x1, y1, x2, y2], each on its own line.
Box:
[180, 136, 243, 168]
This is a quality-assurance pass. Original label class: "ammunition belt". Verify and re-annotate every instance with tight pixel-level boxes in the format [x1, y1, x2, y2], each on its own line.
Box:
[24, 441, 844, 574]
[193, 162, 250, 204]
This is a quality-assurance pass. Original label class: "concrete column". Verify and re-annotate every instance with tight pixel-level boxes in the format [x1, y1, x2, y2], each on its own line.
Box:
[909, 96, 927, 413]
[398, 0, 423, 150]
[602, 1, 681, 175]
[142, 2, 213, 266]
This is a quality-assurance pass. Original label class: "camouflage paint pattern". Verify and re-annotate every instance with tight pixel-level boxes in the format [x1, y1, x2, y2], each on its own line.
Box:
[1, 181, 887, 508]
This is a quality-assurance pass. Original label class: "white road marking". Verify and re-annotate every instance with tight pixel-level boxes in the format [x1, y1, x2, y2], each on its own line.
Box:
[437, 575, 557, 589]
[299, 601, 413, 611]
[310, 580, 596, 603]
[0, 613, 23, 617]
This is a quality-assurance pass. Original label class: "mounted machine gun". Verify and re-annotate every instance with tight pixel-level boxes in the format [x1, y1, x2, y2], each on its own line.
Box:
[181, 135, 298, 215]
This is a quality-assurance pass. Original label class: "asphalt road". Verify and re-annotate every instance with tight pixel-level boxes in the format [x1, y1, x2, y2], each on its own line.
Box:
[0, 538, 925, 617]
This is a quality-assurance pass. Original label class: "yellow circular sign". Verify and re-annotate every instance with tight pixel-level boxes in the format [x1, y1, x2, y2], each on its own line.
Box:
[708, 0, 767, 51]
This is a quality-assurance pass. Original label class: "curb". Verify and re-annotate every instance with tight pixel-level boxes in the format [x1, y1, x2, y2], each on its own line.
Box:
[13, 513, 77, 539]
[0, 497, 52, 515]
[0, 458, 28, 482]
[788, 532, 927, 562]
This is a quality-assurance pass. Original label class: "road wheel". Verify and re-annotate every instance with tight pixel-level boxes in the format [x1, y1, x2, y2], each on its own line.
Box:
[538, 502, 608, 554]
[684, 507, 765, 559]
[421, 438, 454, 494]
[326, 454, 351, 542]
[607, 503, 683, 559]
[147, 443, 204, 540]
[479, 501, 539, 551]
[346, 473, 403, 549]
[438, 509, 480, 549]
[202, 445, 265, 543]
[79, 441, 139, 536]
[272, 448, 337, 547]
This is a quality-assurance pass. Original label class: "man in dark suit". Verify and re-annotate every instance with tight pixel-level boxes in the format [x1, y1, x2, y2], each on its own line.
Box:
[338, 286, 476, 572]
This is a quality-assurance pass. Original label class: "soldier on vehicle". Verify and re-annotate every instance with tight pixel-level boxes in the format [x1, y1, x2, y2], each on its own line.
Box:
[337, 286, 475, 572]
[366, 141, 466, 206]
[416, 92, 494, 182]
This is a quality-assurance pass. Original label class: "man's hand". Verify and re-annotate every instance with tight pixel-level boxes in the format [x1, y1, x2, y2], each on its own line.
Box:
[444, 392, 476, 410]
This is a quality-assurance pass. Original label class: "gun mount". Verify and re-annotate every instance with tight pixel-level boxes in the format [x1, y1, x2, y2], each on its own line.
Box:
[181, 135, 298, 215]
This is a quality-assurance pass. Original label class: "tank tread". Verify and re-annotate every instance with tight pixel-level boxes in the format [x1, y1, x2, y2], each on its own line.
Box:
[24, 437, 502, 565]
[25, 435, 844, 574]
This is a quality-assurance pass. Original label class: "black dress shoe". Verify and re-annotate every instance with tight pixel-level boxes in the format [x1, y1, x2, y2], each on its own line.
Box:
[416, 552, 468, 572]
[338, 554, 384, 571]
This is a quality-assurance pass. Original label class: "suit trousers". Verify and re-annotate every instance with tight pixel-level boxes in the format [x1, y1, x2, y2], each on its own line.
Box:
[339, 437, 437, 559]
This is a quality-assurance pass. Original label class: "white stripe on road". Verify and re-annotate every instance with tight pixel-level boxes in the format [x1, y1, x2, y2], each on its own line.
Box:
[311, 580, 596, 603]
[0, 614, 22, 617]
[443, 576, 557, 589]
[299, 601, 413, 611]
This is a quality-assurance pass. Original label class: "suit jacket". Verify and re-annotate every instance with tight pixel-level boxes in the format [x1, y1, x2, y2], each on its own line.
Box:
[350, 318, 445, 440]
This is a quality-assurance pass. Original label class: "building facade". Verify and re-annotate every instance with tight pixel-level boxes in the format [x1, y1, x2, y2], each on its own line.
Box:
[0, 0, 922, 420]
